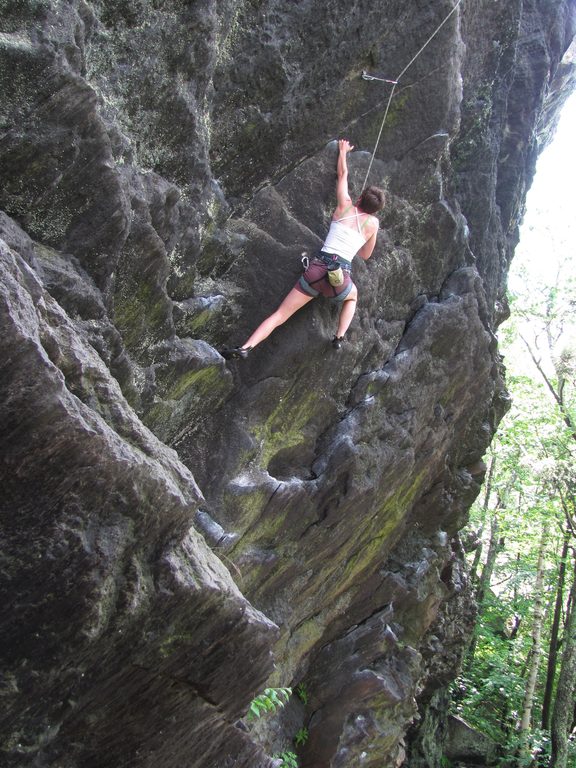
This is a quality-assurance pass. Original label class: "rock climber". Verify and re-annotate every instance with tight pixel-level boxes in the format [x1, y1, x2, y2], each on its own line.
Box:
[221, 139, 385, 359]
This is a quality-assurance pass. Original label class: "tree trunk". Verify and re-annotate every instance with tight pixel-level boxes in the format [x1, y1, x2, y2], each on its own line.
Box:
[550, 555, 576, 768]
[519, 529, 547, 757]
[542, 531, 570, 731]
[476, 509, 503, 607]
[466, 507, 504, 667]
[469, 455, 496, 584]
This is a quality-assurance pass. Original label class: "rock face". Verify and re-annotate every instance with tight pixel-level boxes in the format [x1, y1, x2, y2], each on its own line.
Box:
[1, 2, 574, 767]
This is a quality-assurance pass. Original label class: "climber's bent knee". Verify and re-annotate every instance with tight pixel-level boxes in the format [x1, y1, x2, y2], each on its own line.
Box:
[330, 281, 354, 303]
[342, 285, 358, 303]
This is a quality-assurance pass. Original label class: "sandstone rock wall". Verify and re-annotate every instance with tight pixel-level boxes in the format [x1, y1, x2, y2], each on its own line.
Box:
[1, 1, 575, 766]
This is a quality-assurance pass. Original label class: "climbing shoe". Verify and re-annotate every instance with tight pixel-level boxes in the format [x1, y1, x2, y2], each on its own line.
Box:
[332, 336, 344, 350]
[221, 346, 252, 360]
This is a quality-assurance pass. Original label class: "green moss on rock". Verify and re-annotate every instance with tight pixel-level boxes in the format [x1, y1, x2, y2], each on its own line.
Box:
[145, 365, 231, 443]
[254, 389, 318, 469]
[114, 282, 170, 354]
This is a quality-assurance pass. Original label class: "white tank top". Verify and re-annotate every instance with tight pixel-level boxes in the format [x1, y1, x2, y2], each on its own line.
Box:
[321, 209, 366, 263]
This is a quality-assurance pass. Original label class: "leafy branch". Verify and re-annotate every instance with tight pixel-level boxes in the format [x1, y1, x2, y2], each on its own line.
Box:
[247, 687, 292, 720]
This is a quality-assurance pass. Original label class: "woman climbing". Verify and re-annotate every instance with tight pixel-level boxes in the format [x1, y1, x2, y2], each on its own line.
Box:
[221, 139, 385, 359]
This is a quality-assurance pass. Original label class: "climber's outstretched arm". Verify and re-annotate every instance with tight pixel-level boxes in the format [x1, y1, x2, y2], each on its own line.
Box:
[335, 139, 354, 209]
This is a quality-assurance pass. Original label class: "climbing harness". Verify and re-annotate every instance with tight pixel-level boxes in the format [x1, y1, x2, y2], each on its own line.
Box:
[299, 252, 353, 302]
[361, 0, 466, 189]
[302, 252, 344, 289]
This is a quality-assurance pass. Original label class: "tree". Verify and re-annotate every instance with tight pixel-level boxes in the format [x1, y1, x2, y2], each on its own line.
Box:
[542, 530, 571, 731]
[550, 560, 576, 768]
[515, 270, 576, 768]
[519, 528, 547, 756]
[453, 260, 576, 766]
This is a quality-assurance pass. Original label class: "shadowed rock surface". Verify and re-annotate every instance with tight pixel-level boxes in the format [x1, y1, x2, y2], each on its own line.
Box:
[1, 1, 575, 767]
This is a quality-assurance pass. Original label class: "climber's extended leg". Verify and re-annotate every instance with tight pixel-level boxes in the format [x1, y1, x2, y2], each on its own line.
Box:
[333, 285, 358, 347]
[223, 287, 314, 359]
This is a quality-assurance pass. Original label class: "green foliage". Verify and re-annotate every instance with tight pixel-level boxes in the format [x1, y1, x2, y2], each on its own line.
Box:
[295, 682, 308, 705]
[247, 687, 292, 720]
[246, 687, 309, 766]
[493, 728, 552, 767]
[453, 593, 527, 742]
[272, 751, 299, 768]
[294, 727, 309, 747]
[454, 241, 576, 765]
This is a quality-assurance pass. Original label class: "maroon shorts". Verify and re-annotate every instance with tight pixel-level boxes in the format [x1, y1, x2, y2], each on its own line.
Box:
[296, 259, 354, 303]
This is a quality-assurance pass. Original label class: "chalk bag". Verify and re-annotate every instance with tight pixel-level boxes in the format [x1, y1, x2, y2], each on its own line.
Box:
[327, 264, 344, 286]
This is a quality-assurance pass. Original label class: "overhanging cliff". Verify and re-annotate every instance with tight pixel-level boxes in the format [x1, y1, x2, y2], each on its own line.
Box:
[1, 1, 575, 767]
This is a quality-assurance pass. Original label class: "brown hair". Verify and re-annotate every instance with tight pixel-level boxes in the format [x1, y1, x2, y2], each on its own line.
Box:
[358, 186, 385, 214]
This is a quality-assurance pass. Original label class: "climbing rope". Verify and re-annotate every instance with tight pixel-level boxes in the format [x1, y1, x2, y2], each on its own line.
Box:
[361, 0, 466, 190]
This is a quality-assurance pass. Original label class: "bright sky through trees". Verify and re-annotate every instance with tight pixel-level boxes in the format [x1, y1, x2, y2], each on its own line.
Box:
[509, 88, 576, 292]
[504, 86, 576, 378]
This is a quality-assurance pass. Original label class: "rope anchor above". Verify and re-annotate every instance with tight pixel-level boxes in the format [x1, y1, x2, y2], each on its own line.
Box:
[360, 0, 465, 188]
[361, 71, 398, 85]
